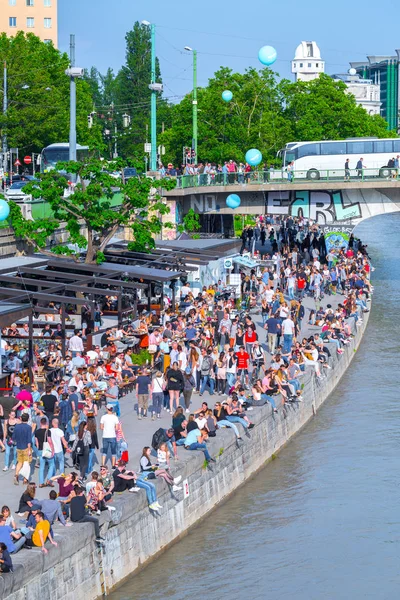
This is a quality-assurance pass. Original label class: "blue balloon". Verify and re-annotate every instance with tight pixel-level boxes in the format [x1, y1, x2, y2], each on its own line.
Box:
[0, 200, 10, 222]
[258, 45, 277, 66]
[222, 90, 233, 102]
[245, 148, 263, 167]
[226, 194, 241, 210]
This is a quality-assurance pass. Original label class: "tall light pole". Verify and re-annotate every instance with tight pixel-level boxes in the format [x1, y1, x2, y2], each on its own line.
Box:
[184, 47, 198, 164]
[65, 34, 84, 164]
[68, 34, 76, 162]
[142, 20, 162, 172]
[2, 61, 7, 174]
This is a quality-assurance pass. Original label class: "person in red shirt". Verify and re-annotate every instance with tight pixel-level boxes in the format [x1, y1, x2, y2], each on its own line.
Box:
[244, 326, 258, 357]
[297, 275, 306, 300]
[235, 346, 250, 385]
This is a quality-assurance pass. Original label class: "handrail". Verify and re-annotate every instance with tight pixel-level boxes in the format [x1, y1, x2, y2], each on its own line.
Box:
[173, 167, 400, 189]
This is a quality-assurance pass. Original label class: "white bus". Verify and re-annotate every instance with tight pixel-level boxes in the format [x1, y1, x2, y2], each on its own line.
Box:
[276, 138, 400, 180]
[40, 143, 89, 173]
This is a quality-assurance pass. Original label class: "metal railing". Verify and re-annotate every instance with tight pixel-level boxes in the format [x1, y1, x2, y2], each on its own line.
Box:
[175, 167, 400, 189]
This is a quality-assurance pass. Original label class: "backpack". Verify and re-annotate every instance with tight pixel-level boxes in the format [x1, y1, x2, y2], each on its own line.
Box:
[201, 356, 212, 375]
[151, 428, 165, 451]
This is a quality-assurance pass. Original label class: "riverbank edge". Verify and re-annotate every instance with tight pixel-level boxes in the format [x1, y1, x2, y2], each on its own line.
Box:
[0, 308, 370, 600]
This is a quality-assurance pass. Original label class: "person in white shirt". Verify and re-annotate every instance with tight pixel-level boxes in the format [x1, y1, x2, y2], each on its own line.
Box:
[281, 317, 295, 354]
[50, 418, 70, 474]
[100, 405, 119, 468]
[68, 330, 84, 357]
[69, 374, 84, 393]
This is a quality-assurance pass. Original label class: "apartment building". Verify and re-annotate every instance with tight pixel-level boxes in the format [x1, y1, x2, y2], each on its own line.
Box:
[0, 0, 58, 46]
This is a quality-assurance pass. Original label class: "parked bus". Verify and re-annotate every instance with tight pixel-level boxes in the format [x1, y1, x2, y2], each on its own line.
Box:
[276, 138, 400, 180]
[40, 143, 89, 173]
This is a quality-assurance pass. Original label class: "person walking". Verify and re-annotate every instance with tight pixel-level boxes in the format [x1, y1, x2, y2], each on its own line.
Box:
[344, 158, 350, 181]
[151, 371, 165, 420]
[71, 422, 92, 481]
[11, 414, 32, 486]
[135, 368, 151, 420]
[182, 367, 196, 413]
[165, 362, 184, 413]
[100, 405, 118, 469]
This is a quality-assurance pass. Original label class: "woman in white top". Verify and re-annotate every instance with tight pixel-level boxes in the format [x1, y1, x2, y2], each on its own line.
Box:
[151, 371, 165, 420]
[177, 345, 187, 371]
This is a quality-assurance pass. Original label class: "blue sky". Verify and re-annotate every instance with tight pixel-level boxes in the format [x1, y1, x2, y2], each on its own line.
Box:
[59, 0, 399, 102]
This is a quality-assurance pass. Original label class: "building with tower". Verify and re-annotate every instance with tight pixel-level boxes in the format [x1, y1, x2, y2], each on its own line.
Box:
[292, 41, 325, 82]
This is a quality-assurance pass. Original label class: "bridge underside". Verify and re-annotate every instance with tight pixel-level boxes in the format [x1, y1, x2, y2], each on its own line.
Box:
[165, 184, 400, 227]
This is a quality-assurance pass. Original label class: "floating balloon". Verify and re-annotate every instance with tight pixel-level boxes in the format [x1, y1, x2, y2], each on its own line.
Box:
[258, 45, 277, 66]
[0, 200, 10, 222]
[222, 90, 233, 102]
[226, 194, 241, 209]
[245, 148, 262, 167]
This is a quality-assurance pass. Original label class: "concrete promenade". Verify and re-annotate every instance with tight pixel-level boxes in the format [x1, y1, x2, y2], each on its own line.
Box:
[0, 283, 346, 515]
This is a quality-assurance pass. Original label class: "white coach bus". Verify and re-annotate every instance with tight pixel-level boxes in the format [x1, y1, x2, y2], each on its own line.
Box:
[276, 137, 400, 180]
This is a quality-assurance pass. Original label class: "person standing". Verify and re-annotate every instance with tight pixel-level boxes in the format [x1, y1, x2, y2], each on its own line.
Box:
[50, 418, 69, 476]
[34, 418, 55, 488]
[344, 158, 350, 181]
[68, 330, 84, 357]
[166, 362, 185, 411]
[356, 157, 364, 178]
[12, 413, 32, 486]
[40, 386, 58, 424]
[151, 371, 165, 420]
[281, 315, 295, 354]
[135, 369, 152, 420]
[71, 422, 92, 481]
[100, 405, 118, 469]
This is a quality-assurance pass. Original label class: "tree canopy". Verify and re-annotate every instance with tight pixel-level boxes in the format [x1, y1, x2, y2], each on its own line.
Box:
[159, 70, 394, 166]
[7, 159, 175, 263]
[0, 32, 102, 155]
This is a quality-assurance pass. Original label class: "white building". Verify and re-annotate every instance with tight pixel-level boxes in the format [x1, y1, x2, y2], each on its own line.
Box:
[292, 41, 325, 82]
[333, 71, 381, 116]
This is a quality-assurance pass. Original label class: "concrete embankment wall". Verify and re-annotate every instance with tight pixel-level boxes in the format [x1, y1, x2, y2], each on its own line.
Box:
[0, 312, 370, 600]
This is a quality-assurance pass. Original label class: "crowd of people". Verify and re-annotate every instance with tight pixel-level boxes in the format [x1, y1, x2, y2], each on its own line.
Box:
[160, 160, 275, 185]
[0, 214, 373, 566]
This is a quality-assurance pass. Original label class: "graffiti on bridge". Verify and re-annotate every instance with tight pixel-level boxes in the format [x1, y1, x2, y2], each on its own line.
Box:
[266, 190, 362, 224]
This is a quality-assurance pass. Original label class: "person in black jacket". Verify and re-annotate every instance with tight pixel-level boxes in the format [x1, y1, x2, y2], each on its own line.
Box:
[165, 362, 184, 414]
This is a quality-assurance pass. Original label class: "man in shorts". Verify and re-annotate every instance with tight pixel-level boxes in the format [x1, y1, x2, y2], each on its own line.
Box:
[11, 413, 32, 486]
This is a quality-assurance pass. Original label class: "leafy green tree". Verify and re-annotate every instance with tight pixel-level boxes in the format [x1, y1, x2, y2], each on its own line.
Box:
[177, 208, 201, 238]
[160, 67, 291, 166]
[160, 69, 394, 167]
[0, 32, 101, 155]
[280, 74, 393, 141]
[9, 158, 176, 263]
[113, 22, 168, 160]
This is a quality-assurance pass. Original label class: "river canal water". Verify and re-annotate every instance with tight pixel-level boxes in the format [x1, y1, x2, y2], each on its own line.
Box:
[109, 213, 400, 600]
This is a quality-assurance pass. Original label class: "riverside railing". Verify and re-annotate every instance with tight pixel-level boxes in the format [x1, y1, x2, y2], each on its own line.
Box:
[175, 167, 400, 189]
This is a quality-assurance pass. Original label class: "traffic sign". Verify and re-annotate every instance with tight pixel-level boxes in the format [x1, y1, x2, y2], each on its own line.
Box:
[14, 159, 21, 166]
[23, 156, 32, 165]
[144, 143, 151, 153]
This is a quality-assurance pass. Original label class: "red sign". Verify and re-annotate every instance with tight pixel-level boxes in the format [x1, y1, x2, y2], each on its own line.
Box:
[14, 159, 21, 166]
[23, 156, 32, 165]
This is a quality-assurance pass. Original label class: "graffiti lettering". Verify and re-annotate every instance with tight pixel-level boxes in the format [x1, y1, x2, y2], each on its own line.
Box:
[190, 194, 216, 213]
[266, 190, 362, 224]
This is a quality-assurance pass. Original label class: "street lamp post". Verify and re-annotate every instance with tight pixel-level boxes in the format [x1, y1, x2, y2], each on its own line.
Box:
[2, 61, 7, 174]
[69, 34, 76, 162]
[150, 23, 157, 172]
[142, 20, 162, 172]
[65, 34, 84, 164]
[184, 46, 198, 164]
